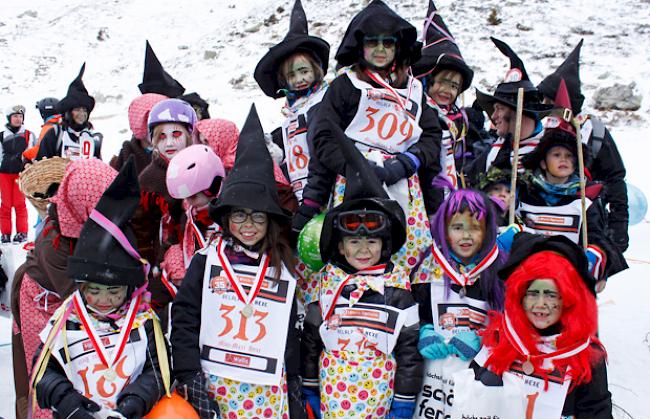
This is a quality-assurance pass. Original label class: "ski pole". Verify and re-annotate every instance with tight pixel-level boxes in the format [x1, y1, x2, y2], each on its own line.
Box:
[508, 87, 525, 225]
[573, 118, 588, 250]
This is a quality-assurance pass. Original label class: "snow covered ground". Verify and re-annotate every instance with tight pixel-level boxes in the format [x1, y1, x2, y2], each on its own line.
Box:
[0, 0, 648, 418]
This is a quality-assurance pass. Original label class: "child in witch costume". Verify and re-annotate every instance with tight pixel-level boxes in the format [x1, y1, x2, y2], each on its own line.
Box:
[538, 40, 629, 253]
[411, 0, 474, 191]
[166, 144, 225, 267]
[518, 79, 627, 290]
[254, 0, 333, 226]
[37, 63, 103, 161]
[32, 158, 170, 419]
[409, 186, 506, 417]
[301, 129, 422, 419]
[171, 105, 305, 419]
[453, 233, 612, 418]
[309, 0, 441, 273]
[135, 98, 197, 309]
[477, 167, 515, 228]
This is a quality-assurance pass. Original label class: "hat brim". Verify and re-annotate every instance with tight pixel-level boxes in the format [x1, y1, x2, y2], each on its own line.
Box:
[411, 52, 474, 92]
[254, 36, 330, 99]
[209, 181, 291, 226]
[57, 94, 95, 114]
[475, 88, 554, 121]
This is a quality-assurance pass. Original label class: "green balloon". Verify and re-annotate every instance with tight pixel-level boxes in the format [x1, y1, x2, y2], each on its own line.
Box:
[298, 212, 326, 271]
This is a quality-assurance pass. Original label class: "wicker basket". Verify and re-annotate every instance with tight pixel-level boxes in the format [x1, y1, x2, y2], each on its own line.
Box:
[18, 156, 71, 218]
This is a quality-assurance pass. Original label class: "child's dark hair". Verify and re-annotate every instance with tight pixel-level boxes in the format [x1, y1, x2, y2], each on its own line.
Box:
[277, 51, 325, 91]
[222, 214, 295, 280]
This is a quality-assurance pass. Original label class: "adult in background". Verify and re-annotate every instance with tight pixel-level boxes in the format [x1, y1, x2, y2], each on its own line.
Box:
[36, 63, 102, 160]
[22, 97, 60, 162]
[466, 38, 553, 183]
[0, 105, 35, 243]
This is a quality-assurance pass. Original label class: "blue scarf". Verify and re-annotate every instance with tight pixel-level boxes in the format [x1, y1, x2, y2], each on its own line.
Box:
[532, 171, 580, 205]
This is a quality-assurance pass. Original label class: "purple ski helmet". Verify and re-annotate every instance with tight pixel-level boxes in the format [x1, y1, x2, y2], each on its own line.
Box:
[147, 98, 198, 138]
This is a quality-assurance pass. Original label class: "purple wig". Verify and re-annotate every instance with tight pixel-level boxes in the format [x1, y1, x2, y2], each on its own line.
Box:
[430, 187, 506, 311]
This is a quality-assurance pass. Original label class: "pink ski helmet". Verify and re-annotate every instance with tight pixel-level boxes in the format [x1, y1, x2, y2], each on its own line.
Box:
[148, 98, 198, 138]
[166, 144, 225, 199]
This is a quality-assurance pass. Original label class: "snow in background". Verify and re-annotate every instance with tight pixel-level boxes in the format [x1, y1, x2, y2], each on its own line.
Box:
[0, 0, 648, 418]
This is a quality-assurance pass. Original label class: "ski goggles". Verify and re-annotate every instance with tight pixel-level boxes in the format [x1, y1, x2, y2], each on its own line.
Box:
[363, 35, 398, 49]
[335, 210, 389, 235]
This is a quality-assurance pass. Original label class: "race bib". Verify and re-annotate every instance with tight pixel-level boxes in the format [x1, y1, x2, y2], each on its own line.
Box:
[199, 248, 296, 386]
[519, 198, 591, 244]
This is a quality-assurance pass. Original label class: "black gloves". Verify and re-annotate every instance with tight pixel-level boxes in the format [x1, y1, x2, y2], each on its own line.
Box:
[54, 391, 101, 419]
[116, 395, 146, 419]
[177, 372, 220, 419]
[373, 153, 420, 186]
[608, 222, 629, 253]
[292, 201, 322, 234]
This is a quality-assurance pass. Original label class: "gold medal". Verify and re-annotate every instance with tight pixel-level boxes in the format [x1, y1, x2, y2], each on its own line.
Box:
[522, 360, 535, 375]
[241, 304, 254, 318]
[103, 368, 117, 382]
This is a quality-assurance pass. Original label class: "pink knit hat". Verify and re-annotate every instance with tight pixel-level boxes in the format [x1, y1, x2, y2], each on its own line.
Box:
[161, 244, 186, 282]
[50, 159, 118, 238]
[196, 118, 289, 185]
[128, 93, 168, 140]
[196, 118, 239, 170]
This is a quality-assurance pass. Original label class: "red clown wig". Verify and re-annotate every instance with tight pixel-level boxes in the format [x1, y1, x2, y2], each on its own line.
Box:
[483, 251, 604, 388]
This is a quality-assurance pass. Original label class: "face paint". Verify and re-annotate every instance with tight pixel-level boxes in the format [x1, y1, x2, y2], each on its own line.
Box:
[71, 107, 88, 125]
[427, 71, 463, 107]
[228, 207, 268, 247]
[154, 123, 190, 160]
[338, 236, 383, 271]
[523, 279, 563, 330]
[187, 191, 211, 209]
[362, 35, 397, 69]
[82, 283, 128, 315]
[446, 210, 486, 263]
[284, 54, 316, 91]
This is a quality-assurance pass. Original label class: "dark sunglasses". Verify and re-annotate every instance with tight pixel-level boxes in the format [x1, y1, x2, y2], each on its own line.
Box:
[363, 35, 397, 49]
[335, 210, 389, 235]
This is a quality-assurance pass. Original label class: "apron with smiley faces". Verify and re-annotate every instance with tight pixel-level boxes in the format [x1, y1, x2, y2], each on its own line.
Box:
[315, 263, 417, 418]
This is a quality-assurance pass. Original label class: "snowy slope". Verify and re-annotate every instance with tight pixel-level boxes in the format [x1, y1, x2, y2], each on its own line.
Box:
[0, 1, 649, 418]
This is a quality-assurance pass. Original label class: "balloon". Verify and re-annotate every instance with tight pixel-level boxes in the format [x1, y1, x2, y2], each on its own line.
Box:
[298, 212, 326, 271]
[144, 391, 199, 419]
[627, 182, 647, 226]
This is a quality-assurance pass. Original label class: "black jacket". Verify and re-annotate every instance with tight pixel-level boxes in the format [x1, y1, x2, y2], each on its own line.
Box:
[308, 73, 443, 213]
[35, 123, 102, 160]
[301, 270, 423, 399]
[469, 345, 612, 418]
[518, 180, 627, 280]
[582, 118, 628, 253]
[36, 317, 167, 417]
[0, 128, 31, 173]
[171, 253, 304, 417]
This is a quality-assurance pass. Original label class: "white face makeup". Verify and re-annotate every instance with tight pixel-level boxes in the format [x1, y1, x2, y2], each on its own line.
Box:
[154, 123, 190, 160]
[338, 236, 383, 271]
[523, 279, 563, 330]
[284, 54, 316, 91]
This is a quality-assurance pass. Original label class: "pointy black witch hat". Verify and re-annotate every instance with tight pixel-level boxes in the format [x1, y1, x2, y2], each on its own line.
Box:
[538, 39, 585, 115]
[475, 37, 553, 119]
[138, 40, 186, 98]
[67, 157, 146, 287]
[411, 1, 473, 92]
[209, 104, 290, 225]
[57, 63, 96, 114]
[336, 0, 421, 68]
[254, 0, 330, 98]
[319, 120, 406, 263]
